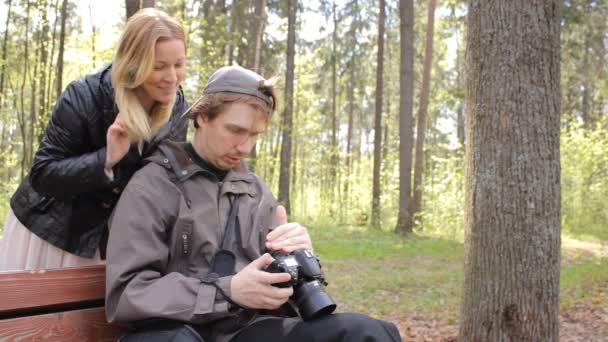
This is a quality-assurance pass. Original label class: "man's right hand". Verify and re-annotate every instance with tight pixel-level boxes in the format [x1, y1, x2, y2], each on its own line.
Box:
[230, 253, 293, 310]
[105, 116, 131, 170]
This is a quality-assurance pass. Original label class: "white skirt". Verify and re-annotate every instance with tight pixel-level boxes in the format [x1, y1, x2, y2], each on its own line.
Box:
[0, 208, 103, 271]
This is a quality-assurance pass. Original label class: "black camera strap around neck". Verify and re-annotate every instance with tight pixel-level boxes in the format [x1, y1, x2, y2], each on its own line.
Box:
[221, 195, 241, 251]
[210, 194, 241, 277]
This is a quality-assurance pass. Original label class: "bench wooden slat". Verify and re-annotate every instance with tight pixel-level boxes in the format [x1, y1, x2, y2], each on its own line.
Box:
[0, 307, 124, 341]
[0, 265, 106, 317]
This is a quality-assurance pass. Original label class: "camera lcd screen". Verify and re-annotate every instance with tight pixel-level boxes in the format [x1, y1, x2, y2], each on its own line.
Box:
[283, 256, 298, 267]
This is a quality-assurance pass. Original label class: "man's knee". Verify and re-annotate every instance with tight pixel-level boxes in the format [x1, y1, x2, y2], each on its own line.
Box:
[330, 312, 401, 341]
[119, 322, 205, 342]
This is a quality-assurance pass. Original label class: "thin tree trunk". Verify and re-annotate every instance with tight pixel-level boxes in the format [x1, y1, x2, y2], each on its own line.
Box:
[459, 1, 562, 340]
[410, 0, 436, 221]
[42, 0, 60, 144]
[226, 0, 238, 65]
[249, 0, 266, 72]
[371, 0, 385, 229]
[395, 0, 415, 234]
[343, 0, 359, 218]
[89, 4, 96, 69]
[19, 1, 32, 180]
[217, 0, 227, 64]
[56, 0, 68, 99]
[247, 0, 267, 172]
[330, 0, 339, 210]
[455, 35, 465, 148]
[278, 0, 296, 213]
[0, 0, 13, 105]
[126, 0, 155, 19]
[37, 0, 50, 146]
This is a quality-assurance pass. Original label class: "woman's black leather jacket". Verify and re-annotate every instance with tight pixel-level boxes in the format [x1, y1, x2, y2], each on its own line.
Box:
[10, 63, 188, 258]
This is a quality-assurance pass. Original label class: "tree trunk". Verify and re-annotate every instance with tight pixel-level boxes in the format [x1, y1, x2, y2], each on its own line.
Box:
[247, 0, 267, 172]
[459, 1, 562, 341]
[343, 0, 359, 217]
[19, 0, 32, 180]
[42, 0, 60, 144]
[38, 0, 50, 145]
[410, 0, 436, 222]
[330, 0, 339, 210]
[56, 0, 68, 99]
[126, 0, 155, 19]
[395, 0, 415, 234]
[455, 35, 465, 148]
[370, 0, 385, 229]
[248, 0, 266, 72]
[89, 3, 96, 69]
[278, 0, 296, 214]
[0, 0, 13, 105]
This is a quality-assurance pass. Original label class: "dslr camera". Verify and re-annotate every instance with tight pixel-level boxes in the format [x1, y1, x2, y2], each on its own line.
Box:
[266, 249, 337, 320]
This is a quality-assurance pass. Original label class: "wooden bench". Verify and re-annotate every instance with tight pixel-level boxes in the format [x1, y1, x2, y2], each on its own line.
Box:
[0, 265, 125, 341]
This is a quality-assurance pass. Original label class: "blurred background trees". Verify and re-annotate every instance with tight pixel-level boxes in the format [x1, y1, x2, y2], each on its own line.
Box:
[0, 0, 605, 242]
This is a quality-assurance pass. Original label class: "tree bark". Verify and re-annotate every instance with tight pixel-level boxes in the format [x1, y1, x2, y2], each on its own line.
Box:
[37, 0, 50, 145]
[0, 0, 12, 101]
[395, 0, 415, 235]
[56, 0, 68, 99]
[247, 0, 267, 172]
[410, 0, 436, 223]
[126, 0, 155, 19]
[343, 0, 359, 217]
[330, 0, 339, 209]
[459, 1, 562, 341]
[89, 3, 96, 69]
[248, 0, 266, 72]
[371, 0, 385, 229]
[278, 0, 296, 213]
[19, 0, 32, 180]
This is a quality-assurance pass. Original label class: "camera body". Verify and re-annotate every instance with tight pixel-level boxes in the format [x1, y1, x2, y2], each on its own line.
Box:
[266, 249, 337, 320]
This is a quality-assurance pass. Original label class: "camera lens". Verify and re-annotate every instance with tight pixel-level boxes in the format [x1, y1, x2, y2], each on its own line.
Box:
[294, 279, 337, 320]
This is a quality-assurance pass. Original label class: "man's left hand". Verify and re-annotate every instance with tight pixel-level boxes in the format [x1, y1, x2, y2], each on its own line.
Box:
[265, 205, 313, 253]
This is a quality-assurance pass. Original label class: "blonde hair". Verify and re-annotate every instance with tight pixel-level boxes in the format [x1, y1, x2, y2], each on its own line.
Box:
[112, 8, 186, 142]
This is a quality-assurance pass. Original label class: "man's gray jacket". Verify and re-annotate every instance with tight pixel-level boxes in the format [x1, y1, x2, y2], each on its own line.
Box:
[105, 140, 282, 342]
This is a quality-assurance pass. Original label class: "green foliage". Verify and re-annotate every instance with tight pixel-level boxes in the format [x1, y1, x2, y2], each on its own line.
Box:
[416, 149, 464, 241]
[561, 118, 608, 240]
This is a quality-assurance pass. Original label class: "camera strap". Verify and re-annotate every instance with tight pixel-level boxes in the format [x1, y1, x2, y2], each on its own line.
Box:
[209, 194, 241, 277]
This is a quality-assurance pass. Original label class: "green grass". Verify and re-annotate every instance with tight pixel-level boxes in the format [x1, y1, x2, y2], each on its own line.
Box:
[306, 222, 608, 322]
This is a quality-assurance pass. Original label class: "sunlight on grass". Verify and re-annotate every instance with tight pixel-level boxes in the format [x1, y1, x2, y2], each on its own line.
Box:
[306, 221, 608, 322]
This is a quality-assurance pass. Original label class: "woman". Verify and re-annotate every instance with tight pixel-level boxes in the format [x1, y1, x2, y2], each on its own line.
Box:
[0, 8, 188, 271]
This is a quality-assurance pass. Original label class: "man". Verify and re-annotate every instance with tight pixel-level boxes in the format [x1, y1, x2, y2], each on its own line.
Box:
[106, 65, 402, 342]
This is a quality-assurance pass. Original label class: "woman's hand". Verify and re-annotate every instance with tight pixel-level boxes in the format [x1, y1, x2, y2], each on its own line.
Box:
[105, 116, 131, 169]
[265, 206, 314, 253]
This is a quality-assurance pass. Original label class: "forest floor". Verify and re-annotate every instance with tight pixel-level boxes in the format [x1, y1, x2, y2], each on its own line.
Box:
[391, 295, 608, 341]
[312, 225, 608, 342]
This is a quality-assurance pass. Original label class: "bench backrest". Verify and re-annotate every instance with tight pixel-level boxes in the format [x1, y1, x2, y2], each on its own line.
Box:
[0, 265, 124, 341]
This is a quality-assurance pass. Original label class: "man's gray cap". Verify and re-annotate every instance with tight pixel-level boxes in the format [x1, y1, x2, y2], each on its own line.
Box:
[181, 65, 273, 119]
[205, 65, 273, 105]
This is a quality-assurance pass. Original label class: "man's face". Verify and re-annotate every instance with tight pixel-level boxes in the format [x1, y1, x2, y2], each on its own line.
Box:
[193, 103, 267, 170]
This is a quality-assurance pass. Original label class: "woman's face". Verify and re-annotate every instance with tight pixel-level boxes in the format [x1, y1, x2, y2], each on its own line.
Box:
[137, 38, 186, 109]
[193, 103, 268, 170]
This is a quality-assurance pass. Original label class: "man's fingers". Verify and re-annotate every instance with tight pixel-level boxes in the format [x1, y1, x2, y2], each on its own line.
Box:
[266, 223, 301, 240]
[250, 253, 275, 270]
[275, 205, 288, 226]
